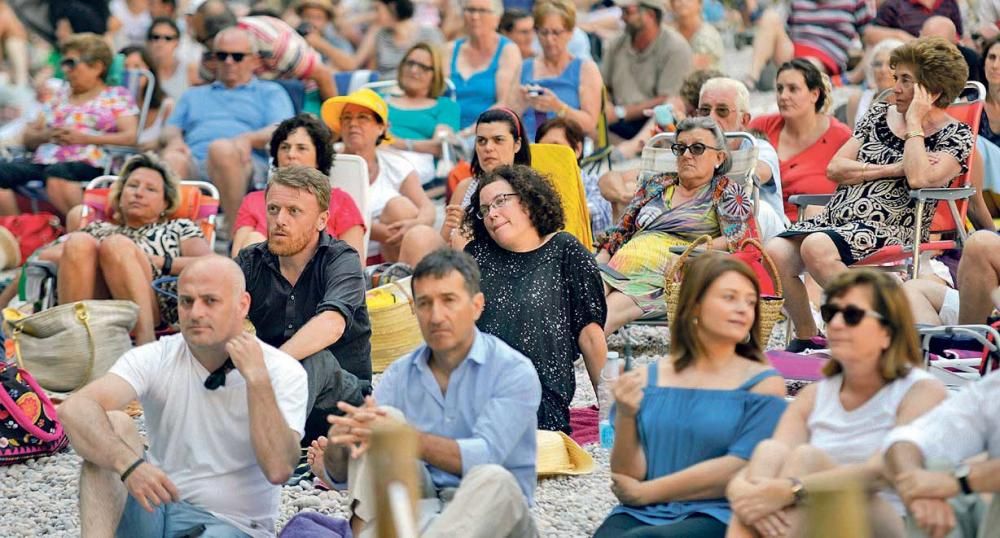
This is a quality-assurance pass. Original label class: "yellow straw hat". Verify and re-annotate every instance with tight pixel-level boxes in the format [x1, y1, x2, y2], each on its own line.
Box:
[320, 88, 393, 144]
[536, 430, 595, 477]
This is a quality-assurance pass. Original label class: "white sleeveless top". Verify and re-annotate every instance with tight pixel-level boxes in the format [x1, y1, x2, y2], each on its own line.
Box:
[808, 367, 934, 514]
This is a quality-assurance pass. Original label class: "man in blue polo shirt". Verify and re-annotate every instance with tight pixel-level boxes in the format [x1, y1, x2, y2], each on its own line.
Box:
[159, 26, 294, 231]
[317, 249, 541, 537]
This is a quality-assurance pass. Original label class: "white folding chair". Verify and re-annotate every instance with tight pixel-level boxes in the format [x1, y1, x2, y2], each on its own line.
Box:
[330, 154, 370, 263]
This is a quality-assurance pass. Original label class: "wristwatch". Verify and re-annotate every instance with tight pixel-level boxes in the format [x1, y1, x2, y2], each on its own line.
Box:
[954, 464, 974, 495]
[789, 477, 807, 505]
[614, 105, 627, 123]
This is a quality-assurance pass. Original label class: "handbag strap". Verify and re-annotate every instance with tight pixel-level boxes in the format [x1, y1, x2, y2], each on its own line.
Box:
[389, 280, 415, 313]
[0, 364, 64, 442]
[737, 237, 784, 296]
[665, 234, 714, 288]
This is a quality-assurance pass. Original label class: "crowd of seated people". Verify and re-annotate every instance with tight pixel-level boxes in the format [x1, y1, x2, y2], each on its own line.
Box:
[6, 0, 1000, 536]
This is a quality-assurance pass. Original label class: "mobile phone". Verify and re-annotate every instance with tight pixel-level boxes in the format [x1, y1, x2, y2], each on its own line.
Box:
[526, 84, 544, 97]
[599, 264, 629, 281]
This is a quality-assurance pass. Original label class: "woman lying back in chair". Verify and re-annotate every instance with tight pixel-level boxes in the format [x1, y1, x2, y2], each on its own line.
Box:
[597, 116, 753, 335]
[767, 37, 975, 353]
[37, 153, 212, 344]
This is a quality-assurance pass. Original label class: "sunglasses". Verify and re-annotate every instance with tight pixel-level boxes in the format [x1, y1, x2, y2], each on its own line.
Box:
[819, 303, 885, 327]
[204, 358, 235, 390]
[212, 51, 249, 62]
[670, 142, 721, 156]
[59, 57, 89, 71]
[402, 59, 434, 73]
[149, 33, 179, 41]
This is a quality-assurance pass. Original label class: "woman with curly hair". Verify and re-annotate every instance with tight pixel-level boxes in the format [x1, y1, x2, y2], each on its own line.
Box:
[769, 37, 974, 353]
[463, 164, 607, 433]
[598, 116, 753, 335]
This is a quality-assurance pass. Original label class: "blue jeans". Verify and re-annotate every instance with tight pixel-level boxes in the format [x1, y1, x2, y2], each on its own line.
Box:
[116, 497, 251, 538]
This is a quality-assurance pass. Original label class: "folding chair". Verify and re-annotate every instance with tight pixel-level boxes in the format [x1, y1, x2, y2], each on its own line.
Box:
[615, 131, 763, 361]
[334, 70, 379, 96]
[363, 79, 458, 101]
[530, 143, 594, 250]
[329, 154, 371, 263]
[579, 85, 613, 176]
[918, 324, 1000, 390]
[789, 81, 986, 278]
[79, 176, 221, 249]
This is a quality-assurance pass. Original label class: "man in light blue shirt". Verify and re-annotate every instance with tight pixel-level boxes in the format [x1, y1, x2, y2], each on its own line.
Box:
[159, 26, 294, 229]
[320, 249, 541, 537]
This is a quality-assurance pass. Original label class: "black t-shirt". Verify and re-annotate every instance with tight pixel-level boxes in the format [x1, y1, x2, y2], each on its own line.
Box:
[467, 232, 607, 433]
[237, 232, 373, 380]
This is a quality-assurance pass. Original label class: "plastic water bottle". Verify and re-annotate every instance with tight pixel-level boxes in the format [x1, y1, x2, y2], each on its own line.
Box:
[598, 352, 620, 449]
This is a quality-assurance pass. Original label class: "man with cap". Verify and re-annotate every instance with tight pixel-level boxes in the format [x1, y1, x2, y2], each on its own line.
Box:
[321, 89, 435, 265]
[312, 248, 542, 537]
[601, 0, 692, 142]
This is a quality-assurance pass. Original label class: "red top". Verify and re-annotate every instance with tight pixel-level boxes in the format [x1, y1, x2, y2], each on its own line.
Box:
[234, 188, 366, 238]
[749, 114, 852, 221]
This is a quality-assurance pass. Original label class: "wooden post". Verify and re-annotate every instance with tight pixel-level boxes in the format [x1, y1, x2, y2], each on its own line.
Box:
[804, 480, 871, 538]
[370, 421, 420, 538]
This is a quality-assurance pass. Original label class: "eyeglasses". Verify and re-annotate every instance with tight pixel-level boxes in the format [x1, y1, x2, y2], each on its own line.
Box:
[697, 105, 732, 118]
[59, 57, 89, 71]
[820, 303, 885, 327]
[670, 142, 721, 156]
[476, 192, 519, 219]
[149, 33, 179, 41]
[203, 358, 235, 390]
[212, 51, 249, 62]
[402, 59, 434, 73]
[537, 28, 567, 38]
[339, 113, 377, 125]
[463, 6, 494, 16]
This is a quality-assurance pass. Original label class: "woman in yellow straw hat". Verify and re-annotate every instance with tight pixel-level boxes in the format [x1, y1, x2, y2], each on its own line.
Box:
[595, 253, 787, 538]
[321, 88, 437, 265]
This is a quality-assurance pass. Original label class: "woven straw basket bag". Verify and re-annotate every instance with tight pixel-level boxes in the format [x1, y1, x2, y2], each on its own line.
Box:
[367, 279, 424, 373]
[665, 236, 784, 342]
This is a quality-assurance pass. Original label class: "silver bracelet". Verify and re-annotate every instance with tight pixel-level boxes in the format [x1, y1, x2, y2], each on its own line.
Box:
[405, 139, 414, 152]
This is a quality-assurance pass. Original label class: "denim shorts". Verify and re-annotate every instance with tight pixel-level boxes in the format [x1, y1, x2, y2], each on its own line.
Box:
[116, 497, 251, 538]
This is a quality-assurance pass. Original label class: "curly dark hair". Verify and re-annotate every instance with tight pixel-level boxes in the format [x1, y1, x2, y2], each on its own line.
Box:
[269, 113, 336, 173]
[463, 164, 565, 244]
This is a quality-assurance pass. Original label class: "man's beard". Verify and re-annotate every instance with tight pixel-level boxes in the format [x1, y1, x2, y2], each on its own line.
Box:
[268, 231, 311, 257]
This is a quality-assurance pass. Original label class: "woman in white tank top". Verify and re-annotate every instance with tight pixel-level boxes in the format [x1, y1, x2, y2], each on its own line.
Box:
[725, 270, 947, 537]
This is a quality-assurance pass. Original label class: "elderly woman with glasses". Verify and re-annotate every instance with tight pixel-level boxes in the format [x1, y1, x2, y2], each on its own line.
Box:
[514, 0, 603, 140]
[768, 37, 974, 353]
[726, 270, 946, 538]
[598, 116, 753, 334]
[321, 89, 435, 264]
[447, 0, 522, 132]
[0, 33, 138, 216]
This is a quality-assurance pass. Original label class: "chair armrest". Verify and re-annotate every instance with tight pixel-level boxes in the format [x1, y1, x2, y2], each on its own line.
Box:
[787, 194, 833, 208]
[908, 187, 975, 201]
[102, 144, 138, 156]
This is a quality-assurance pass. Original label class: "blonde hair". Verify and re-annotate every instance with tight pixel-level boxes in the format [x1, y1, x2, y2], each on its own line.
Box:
[533, 0, 576, 30]
[111, 153, 182, 222]
[398, 42, 446, 98]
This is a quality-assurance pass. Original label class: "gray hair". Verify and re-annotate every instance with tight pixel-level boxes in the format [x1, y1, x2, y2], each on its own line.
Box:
[675, 116, 732, 176]
[213, 27, 259, 56]
[865, 38, 905, 89]
[699, 77, 751, 115]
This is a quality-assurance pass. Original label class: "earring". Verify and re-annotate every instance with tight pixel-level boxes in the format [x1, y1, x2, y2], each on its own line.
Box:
[742, 332, 752, 344]
[692, 317, 698, 325]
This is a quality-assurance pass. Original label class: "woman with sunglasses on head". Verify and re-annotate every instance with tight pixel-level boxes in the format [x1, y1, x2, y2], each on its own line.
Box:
[726, 269, 946, 538]
[597, 116, 752, 335]
[145, 17, 196, 100]
[120, 45, 174, 151]
[595, 253, 787, 538]
[768, 38, 973, 353]
[463, 163, 606, 434]
[384, 42, 460, 183]
[0, 32, 139, 217]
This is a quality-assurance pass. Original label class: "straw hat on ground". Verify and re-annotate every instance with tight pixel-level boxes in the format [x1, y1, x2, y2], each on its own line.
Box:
[536, 430, 594, 477]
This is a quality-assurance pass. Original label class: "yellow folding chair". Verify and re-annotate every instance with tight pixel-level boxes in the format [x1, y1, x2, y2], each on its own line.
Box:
[530, 143, 594, 251]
